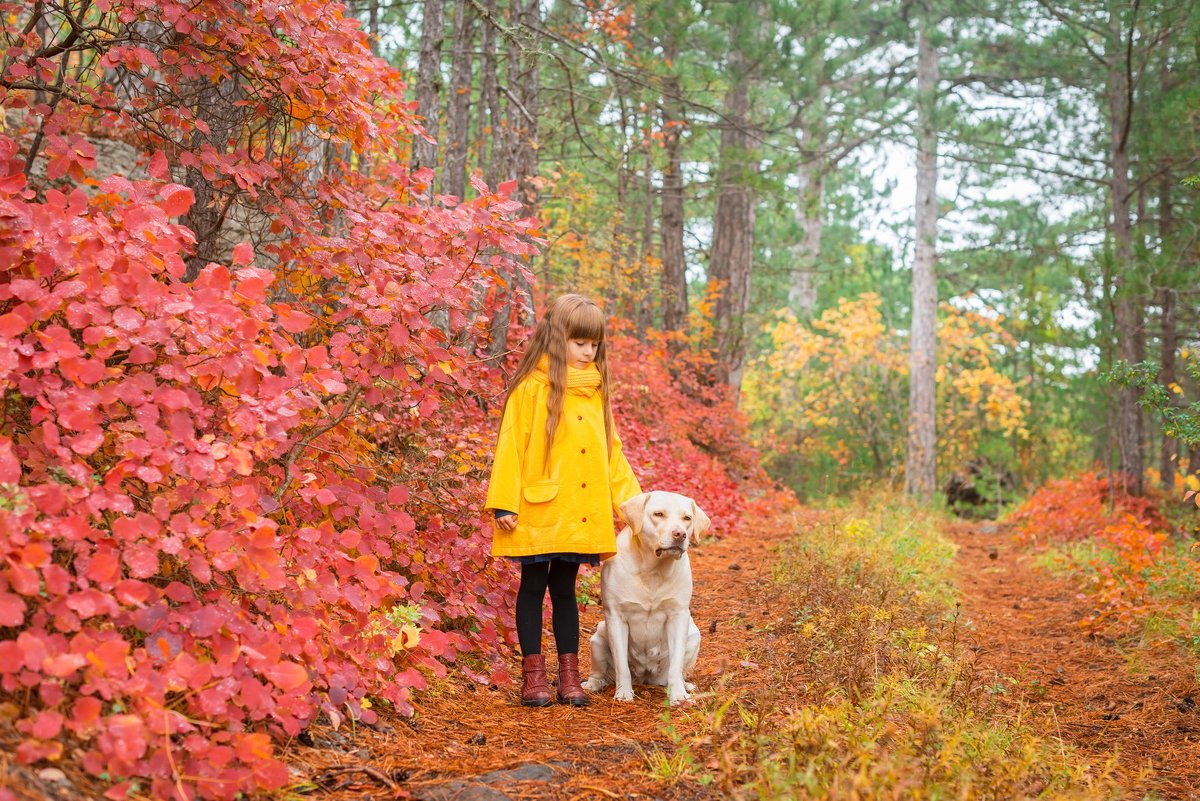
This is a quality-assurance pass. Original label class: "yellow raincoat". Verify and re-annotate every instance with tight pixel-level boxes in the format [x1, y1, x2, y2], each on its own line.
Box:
[484, 359, 641, 560]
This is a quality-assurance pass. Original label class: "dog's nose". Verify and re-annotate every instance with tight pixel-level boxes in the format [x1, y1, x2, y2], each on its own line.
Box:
[672, 529, 686, 543]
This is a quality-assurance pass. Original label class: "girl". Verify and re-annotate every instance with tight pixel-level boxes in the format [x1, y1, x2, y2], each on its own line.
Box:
[485, 294, 642, 706]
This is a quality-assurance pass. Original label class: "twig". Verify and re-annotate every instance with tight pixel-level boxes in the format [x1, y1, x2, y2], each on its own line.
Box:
[275, 384, 362, 500]
[313, 764, 399, 791]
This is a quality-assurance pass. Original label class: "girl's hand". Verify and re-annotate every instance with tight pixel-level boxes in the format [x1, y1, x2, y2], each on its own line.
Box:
[496, 514, 519, 531]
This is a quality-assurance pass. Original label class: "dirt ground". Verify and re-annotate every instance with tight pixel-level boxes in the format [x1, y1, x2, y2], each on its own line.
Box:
[287, 513, 787, 801]
[7, 513, 1199, 801]
[950, 521, 1200, 801]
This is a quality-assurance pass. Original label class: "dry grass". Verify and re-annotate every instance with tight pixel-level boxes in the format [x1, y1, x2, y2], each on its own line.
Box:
[678, 497, 1121, 800]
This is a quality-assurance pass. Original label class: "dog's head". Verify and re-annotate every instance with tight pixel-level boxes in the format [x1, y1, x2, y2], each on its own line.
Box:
[619, 491, 712, 560]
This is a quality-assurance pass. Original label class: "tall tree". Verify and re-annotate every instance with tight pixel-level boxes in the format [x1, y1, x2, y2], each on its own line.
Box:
[444, 1, 477, 201]
[906, 15, 940, 500]
[1104, 0, 1144, 495]
[659, 53, 689, 333]
[708, 6, 761, 391]
[414, 0, 446, 179]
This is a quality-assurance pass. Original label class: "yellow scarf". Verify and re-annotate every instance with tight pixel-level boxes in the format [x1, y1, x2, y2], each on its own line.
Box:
[532, 355, 602, 396]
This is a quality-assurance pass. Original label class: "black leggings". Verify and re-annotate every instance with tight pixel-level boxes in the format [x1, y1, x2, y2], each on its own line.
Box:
[515, 560, 580, 657]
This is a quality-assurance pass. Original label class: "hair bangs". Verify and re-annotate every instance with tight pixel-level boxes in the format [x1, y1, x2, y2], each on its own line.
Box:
[564, 300, 606, 341]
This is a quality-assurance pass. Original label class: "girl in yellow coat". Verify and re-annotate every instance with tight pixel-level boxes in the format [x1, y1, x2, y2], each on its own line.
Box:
[485, 294, 641, 707]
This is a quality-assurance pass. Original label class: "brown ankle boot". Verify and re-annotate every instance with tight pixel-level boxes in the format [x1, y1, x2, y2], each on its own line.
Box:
[556, 653, 589, 706]
[520, 654, 552, 707]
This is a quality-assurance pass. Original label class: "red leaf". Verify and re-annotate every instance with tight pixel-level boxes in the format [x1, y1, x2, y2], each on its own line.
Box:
[0, 313, 26, 338]
[157, 184, 193, 216]
[235, 732, 273, 763]
[0, 439, 20, 483]
[0, 592, 26, 626]
[232, 241, 254, 266]
[148, 150, 169, 181]
[32, 711, 63, 739]
[275, 304, 312, 334]
[264, 661, 309, 691]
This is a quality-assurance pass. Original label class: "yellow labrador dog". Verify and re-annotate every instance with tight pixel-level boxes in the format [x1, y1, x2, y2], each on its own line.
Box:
[582, 491, 710, 705]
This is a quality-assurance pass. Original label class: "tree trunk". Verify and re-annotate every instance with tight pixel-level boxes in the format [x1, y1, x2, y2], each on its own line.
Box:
[1107, 5, 1144, 496]
[707, 51, 756, 393]
[905, 23, 938, 501]
[414, 0, 445, 182]
[444, 0, 476, 202]
[787, 153, 825, 317]
[480, 0, 503, 188]
[369, 0, 380, 55]
[182, 77, 241, 281]
[787, 72, 826, 318]
[1157, 174, 1177, 490]
[510, 0, 540, 217]
[638, 119, 655, 338]
[659, 56, 688, 334]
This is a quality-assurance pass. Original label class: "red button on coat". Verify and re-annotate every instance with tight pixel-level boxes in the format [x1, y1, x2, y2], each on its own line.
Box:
[577, 415, 583, 420]
[580, 448, 586, 454]
[581, 482, 587, 488]
[582, 517, 587, 523]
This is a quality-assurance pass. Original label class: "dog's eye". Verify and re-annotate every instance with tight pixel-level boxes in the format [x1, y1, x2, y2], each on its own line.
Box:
[683, 516, 692, 522]
[652, 511, 665, 517]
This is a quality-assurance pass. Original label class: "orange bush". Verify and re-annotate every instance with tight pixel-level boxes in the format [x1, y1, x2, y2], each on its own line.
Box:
[1010, 471, 1169, 634]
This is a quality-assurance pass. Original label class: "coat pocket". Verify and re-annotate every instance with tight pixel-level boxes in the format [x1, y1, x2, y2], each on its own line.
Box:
[521, 482, 560, 528]
[522, 482, 560, 504]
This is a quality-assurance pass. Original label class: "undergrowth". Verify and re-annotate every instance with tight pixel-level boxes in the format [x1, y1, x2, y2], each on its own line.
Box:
[658, 493, 1118, 799]
[1012, 471, 1200, 647]
[1035, 539, 1200, 657]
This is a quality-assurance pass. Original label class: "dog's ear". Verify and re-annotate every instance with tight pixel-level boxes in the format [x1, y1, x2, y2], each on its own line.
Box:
[619, 492, 651, 535]
[689, 499, 712, 545]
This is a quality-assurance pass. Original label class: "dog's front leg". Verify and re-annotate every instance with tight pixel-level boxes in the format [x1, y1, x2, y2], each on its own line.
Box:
[665, 611, 691, 705]
[607, 614, 635, 701]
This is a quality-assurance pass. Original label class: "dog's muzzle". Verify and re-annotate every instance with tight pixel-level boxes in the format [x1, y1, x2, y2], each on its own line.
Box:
[654, 545, 686, 559]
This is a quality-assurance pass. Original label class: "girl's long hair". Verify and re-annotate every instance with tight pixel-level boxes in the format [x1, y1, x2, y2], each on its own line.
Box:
[503, 294, 613, 470]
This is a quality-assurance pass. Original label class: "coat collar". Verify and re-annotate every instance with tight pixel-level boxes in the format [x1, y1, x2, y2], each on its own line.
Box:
[532, 354, 602, 397]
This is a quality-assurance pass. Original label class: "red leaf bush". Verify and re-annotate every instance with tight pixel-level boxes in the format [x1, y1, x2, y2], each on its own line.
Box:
[0, 146, 539, 797]
[1009, 471, 1169, 633]
[609, 331, 771, 533]
[0, 2, 774, 797]
[1009, 471, 1166, 547]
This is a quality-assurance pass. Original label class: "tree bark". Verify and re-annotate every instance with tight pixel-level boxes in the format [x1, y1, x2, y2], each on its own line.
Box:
[905, 23, 938, 501]
[707, 47, 756, 393]
[787, 67, 826, 318]
[480, 0, 502, 188]
[1157, 174, 1177, 490]
[182, 77, 241, 281]
[659, 56, 688, 334]
[444, 0, 477, 202]
[506, 0, 539, 217]
[1107, 4, 1144, 496]
[787, 151, 824, 317]
[414, 0, 445, 182]
[638, 117, 655, 338]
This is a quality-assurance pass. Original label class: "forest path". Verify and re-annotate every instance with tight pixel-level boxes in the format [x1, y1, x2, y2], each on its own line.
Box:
[292, 513, 788, 801]
[949, 522, 1200, 800]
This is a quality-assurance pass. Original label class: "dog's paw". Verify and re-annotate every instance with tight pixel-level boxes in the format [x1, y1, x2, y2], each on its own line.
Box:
[581, 677, 608, 692]
[613, 685, 635, 702]
[667, 686, 690, 706]
[684, 681, 696, 693]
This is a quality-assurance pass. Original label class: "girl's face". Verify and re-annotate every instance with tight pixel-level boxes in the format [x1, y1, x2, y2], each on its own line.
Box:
[566, 338, 599, 368]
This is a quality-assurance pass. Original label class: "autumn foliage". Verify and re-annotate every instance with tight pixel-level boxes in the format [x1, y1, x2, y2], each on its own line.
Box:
[1009, 472, 1171, 633]
[743, 293, 1027, 493]
[0, 3, 773, 796]
[0, 0, 539, 796]
[609, 329, 770, 531]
